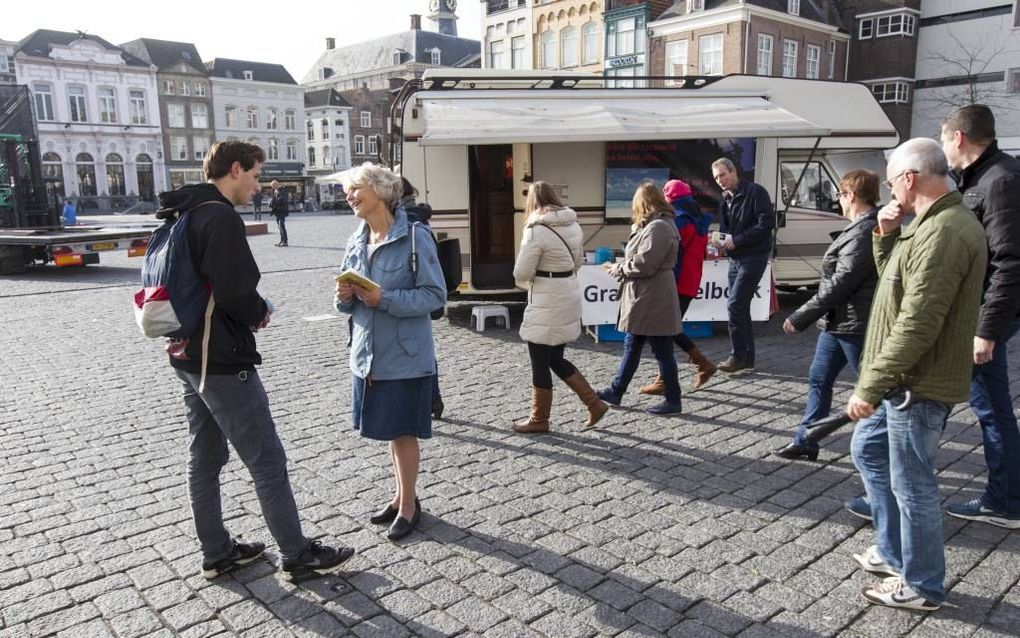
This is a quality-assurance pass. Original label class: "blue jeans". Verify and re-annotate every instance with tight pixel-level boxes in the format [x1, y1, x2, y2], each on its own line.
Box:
[176, 369, 310, 562]
[851, 398, 951, 604]
[727, 253, 770, 364]
[276, 216, 288, 244]
[793, 331, 864, 447]
[970, 319, 1020, 516]
[609, 334, 681, 403]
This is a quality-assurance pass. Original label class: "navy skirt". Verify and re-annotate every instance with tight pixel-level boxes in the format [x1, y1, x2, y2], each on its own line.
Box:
[351, 375, 433, 441]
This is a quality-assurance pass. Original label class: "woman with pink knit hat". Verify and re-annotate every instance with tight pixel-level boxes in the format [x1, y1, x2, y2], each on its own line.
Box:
[639, 178, 718, 394]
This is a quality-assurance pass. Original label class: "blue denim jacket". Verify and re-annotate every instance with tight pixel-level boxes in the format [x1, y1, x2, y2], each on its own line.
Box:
[335, 208, 446, 380]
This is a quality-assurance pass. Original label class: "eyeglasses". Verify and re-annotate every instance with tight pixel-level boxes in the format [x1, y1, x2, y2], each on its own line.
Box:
[883, 170, 917, 189]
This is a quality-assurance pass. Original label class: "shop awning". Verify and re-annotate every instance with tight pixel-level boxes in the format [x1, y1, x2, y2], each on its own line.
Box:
[415, 92, 829, 146]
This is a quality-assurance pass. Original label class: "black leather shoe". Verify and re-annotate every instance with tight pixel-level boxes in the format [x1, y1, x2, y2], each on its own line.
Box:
[370, 497, 419, 525]
[432, 397, 444, 420]
[772, 442, 820, 461]
[387, 503, 421, 541]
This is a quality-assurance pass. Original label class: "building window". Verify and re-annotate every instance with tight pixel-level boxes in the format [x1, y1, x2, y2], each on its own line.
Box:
[168, 103, 186, 128]
[541, 30, 557, 69]
[561, 26, 578, 67]
[192, 136, 209, 161]
[171, 136, 188, 161]
[582, 22, 599, 65]
[320, 118, 330, 138]
[163, 79, 175, 95]
[243, 70, 254, 81]
[32, 83, 54, 121]
[285, 110, 296, 130]
[608, 17, 636, 58]
[42, 152, 64, 199]
[782, 39, 798, 77]
[489, 39, 505, 68]
[68, 86, 88, 123]
[266, 109, 278, 130]
[511, 36, 526, 68]
[368, 136, 379, 155]
[129, 90, 146, 124]
[871, 81, 910, 104]
[191, 104, 208, 129]
[180, 81, 190, 96]
[76, 153, 97, 196]
[225, 106, 237, 129]
[698, 34, 723, 76]
[827, 41, 837, 79]
[806, 44, 821, 79]
[787, 0, 800, 16]
[0, 54, 8, 73]
[98, 88, 117, 123]
[247, 107, 258, 129]
[1009, 68, 1020, 94]
[360, 110, 371, 127]
[322, 145, 331, 167]
[431, 49, 441, 65]
[286, 141, 296, 160]
[756, 34, 773, 76]
[307, 120, 314, 141]
[268, 138, 279, 160]
[105, 153, 125, 196]
[859, 19, 874, 39]
[195, 83, 206, 97]
[354, 135, 365, 155]
[665, 41, 688, 80]
[688, 0, 704, 10]
[307, 146, 316, 167]
[876, 13, 915, 37]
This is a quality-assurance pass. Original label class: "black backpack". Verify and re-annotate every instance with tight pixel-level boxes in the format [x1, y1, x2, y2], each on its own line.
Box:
[410, 220, 461, 320]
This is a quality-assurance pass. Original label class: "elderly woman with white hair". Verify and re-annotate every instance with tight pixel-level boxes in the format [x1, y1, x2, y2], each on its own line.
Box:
[334, 163, 446, 541]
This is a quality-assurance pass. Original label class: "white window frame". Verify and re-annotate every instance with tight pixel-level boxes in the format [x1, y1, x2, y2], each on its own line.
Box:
[1008, 68, 1020, 94]
[665, 40, 688, 81]
[582, 21, 599, 65]
[368, 136, 378, 155]
[307, 146, 316, 167]
[171, 135, 188, 161]
[192, 136, 209, 161]
[787, 0, 800, 16]
[871, 81, 910, 104]
[68, 86, 88, 123]
[268, 138, 279, 160]
[98, 87, 117, 123]
[876, 13, 915, 37]
[224, 106, 237, 129]
[756, 34, 773, 76]
[542, 30, 557, 69]
[609, 16, 637, 58]
[307, 120, 315, 141]
[33, 83, 54, 121]
[195, 82, 206, 97]
[180, 81, 190, 96]
[782, 39, 798, 78]
[805, 44, 821, 79]
[243, 70, 254, 81]
[512, 35, 526, 69]
[0, 54, 8, 73]
[266, 108, 278, 130]
[354, 135, 365, 155]
[431, 49, 441, 65]
[688, 0, 704, 11]
[285, 110, 296, 130]
[859, 18, 874, 39]
[163, 79, 175, 95]
[286, 141, 296, 160]
[190, 103, 208, 129]
[129, 89, 146, 125]
[360, 110, 371, 127]
[827, 41, 836, 79]
[561, 26, 579, 67]
[168, 103, 186, 128]
[698, 34, 723, 76]
[488, 39, 505, 68]
[247, 107, 258, 129]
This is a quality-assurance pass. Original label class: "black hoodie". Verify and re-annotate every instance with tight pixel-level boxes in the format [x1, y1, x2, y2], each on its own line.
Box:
[158, 183, 268, 374]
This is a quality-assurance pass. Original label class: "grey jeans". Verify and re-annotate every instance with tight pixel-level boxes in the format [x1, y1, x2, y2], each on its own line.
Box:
[176, 368, 309, 562]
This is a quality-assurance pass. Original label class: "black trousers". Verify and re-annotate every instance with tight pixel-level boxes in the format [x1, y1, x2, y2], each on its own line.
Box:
[527, 342, 578, 389]
[674, 295, 696, 352]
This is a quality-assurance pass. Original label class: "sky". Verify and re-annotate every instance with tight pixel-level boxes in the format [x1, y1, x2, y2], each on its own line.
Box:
[4, 0, 483, 82]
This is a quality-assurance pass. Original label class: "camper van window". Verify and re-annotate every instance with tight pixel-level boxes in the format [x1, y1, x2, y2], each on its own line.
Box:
[780, 161, 840, 214]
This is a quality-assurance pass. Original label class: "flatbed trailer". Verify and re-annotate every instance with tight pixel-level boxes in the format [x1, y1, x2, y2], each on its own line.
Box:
[0, 226, 151, 273]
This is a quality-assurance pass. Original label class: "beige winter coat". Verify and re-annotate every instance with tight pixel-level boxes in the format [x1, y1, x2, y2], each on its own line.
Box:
[513, 206, 584, 346]
[615, 210, 682, 336]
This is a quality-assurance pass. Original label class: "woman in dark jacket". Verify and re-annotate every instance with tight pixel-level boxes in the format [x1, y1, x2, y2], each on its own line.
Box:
[774, 169, 881, 461]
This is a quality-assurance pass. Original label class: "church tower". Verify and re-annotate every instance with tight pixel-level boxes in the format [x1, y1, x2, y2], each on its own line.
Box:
[426, 0, 459, 36]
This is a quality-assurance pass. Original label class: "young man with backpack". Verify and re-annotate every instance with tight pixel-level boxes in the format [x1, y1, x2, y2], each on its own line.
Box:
[155, 141, 354, 581]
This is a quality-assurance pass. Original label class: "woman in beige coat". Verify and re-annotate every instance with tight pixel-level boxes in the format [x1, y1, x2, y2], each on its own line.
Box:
[512, 182, 608, 433]
[598, 183, 684, 415]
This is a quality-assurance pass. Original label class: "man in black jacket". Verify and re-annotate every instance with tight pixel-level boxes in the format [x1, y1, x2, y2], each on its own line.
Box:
[711, 157, 775, 373]
[269, 180, 290, 246]
[941, 105, 1020, 529]
[163, 142, 354, 580]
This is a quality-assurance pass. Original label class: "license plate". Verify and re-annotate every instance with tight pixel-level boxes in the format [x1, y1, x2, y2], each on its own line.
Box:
[89, 242, 116, 251]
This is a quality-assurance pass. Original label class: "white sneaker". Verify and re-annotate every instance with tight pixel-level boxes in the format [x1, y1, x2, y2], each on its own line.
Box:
[852, 545, 900, 577]
[861, 576, 941, 611]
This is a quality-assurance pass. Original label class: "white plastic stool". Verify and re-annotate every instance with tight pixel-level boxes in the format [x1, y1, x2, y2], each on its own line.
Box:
[471, 305, 510, 332]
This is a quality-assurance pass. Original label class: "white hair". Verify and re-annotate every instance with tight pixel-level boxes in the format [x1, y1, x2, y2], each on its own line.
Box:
[712, 157, 737, 173]
[340, 162, 402, 209]
[888, 138, 949, 178]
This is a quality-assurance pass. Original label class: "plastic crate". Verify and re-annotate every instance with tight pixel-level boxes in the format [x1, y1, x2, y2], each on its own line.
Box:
[596, 324, 626, 342]
[682, 321, 713, 339]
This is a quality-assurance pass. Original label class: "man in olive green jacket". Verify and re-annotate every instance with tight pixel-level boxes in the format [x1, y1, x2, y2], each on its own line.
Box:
[847, 138, 986, 612]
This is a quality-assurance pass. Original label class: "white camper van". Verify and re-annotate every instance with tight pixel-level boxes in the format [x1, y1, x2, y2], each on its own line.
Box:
[394, 71, 899, 293]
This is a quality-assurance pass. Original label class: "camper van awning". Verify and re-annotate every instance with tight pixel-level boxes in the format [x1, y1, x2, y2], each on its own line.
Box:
[415, 94, 830, 145]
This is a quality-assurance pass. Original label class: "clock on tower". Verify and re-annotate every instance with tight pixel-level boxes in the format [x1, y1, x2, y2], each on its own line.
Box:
[426, 0, 459, 37]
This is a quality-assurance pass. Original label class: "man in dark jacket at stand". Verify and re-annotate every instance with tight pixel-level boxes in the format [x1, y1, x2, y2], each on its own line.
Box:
[940, 105, 1020, 529]
[711, 157, 775, 373]
[161, 141, 353, 581]
[270, 180, 290, 246]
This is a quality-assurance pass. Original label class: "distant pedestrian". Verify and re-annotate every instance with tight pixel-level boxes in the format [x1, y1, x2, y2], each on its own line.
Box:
[512, 181, 608, 434]
[774, 169, 880, 462]
[270, 180, 289, 246]
[157, 141, 354, 582]
[61, 198, 77, 226]
[336, 163, 446, 541]
[638, 179, 717, 395]
[252, 189, 263, 221]
[598, 182, 683, 415]
[711, 158, 775, 374]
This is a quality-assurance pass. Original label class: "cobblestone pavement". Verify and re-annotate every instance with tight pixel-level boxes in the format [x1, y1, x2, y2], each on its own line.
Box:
[2, 213, 1019, 637]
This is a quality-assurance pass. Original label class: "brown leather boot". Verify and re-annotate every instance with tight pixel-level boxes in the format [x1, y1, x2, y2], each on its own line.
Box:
[639, 375, 665, 395]
[688, 347, 718, 390]
[513, 387, 552, 433]
[563, 372, 609, 428]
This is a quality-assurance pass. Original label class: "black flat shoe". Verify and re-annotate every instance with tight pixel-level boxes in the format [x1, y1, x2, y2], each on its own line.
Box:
[387, 503, 421, 541]
[772, 442, 820, 461]
[432, 397, 444, 420]
[370, 497, 419, 525]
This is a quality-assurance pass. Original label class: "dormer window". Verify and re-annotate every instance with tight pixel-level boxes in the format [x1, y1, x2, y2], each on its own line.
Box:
[688, 0, 704, 11]
[243, 70, 254, 80]
[431, 49, 441, 65]
[319, 67, 334, 80]
[788, 0, 800, 16]
[393, 49, 407, 65]
[181, 51, 192, 61]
